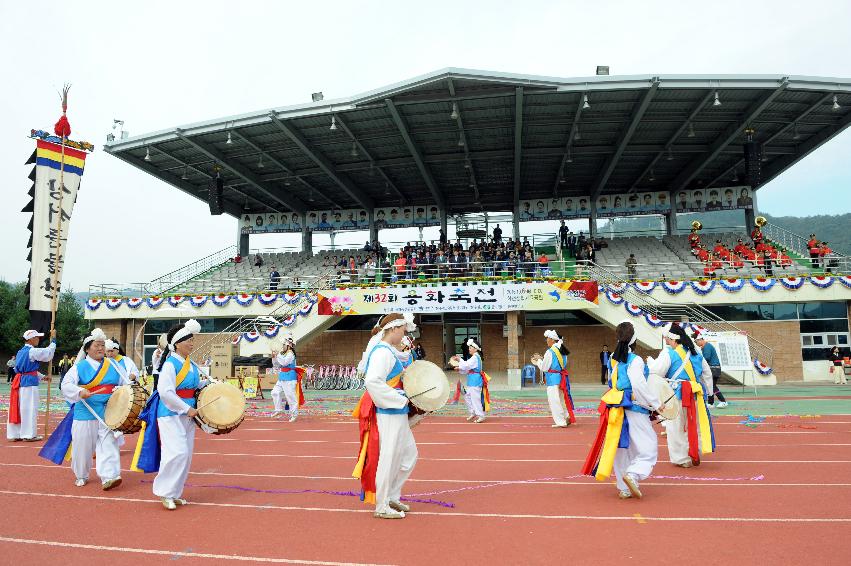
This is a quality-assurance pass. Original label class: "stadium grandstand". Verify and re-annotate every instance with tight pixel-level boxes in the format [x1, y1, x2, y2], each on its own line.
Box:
[90, 68, 851, 388]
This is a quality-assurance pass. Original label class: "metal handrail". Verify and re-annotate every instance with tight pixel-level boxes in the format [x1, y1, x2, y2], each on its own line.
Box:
[144, 245, 238, 296]
[763, 221, 847, 262]
[583, 261, 774, 369]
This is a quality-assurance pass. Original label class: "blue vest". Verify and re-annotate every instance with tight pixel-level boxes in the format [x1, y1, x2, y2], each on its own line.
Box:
[665, 347, 704, 400]
[157, 355, 200, 418]
[364, 344, 408, 415]
[278, 354, 297, 381]
[73, 359, 122, 421]
[608, 353, 650, 414]
[545, 346, 566, 387]
[15, 345, 41, 387]
[465, 353, 483, 387]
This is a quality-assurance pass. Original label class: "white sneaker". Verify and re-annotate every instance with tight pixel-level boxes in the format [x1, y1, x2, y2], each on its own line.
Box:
[618, 490, 632, 499]
[270, 411, 282, 418]
[289, 415, 297, 422]
[374, 508, 405, 519]
[716, 401, 728, 408]
[474, 416, 486, 423]
[466, 415, 476, 422]
[102, 477, 122, 491]
[624, 474, 643, 499]
[551, 424, 568, 428]
[74, 478, 88, 488]
[161, 497, 177, 510]
[389, 500, 410, 513]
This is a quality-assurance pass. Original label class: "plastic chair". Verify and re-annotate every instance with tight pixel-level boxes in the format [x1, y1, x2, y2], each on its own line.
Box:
[521, 364, 537, 386]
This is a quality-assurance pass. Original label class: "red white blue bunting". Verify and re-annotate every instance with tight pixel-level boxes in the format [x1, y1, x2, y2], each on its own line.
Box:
[231, 334, 241, 345]
[242, 330, 260, 342]
[127, 297, 144, 309]
[168, 296, 185, 307]
[690, 280, 716, 295]
[644, 313, 665, 327]
[624, 302, 643, 316]
[235, 293, 254, 306]
[85, 298, 102, 311]
[749, 277, 775, 292]
[263, 325, 281, 338]
[212, 294, 231, 307]
[605, 290, 624, 305]
[719, 278, 745, 292]
[105, 298, 123, 310]
[779, 277, 804, 290]
[281, 315, 297, 327]
[753, 359, 772, 375]
[633, 281, 656, 293]
[258, 293, 278, 305]
[146, 296, 164, 309]
[662, 281, 687, 294]
[809, 275, 833, 289]
[839, 275, 851, 289]
[298, 301, 314, 316]
[283, 292, 301, 304]
[607, 282, 627, 294]
[189, 295, 208, 307]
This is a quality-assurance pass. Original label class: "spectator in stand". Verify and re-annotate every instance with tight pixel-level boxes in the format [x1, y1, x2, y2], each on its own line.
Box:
[807, 234, 819, 268]
[559, 220, 568, 250]
[778, 248, 792, 268]
[829, 346, 847, 385]
[585, 244, 596, 264]
[6, 355, 15, 383]
[491, 225, 501, 244]
[439, 228, 447, 246]
[537, 251, 550, 276]
[762, 250, 774, 277]
[233, 253, 242, 263]
[269, 266, 281, 290]
[599, 345, 610, 385]
[447, 250, 463, 278]
[363, 240, 372, 252]
[348, 255, 358, 283]
[694, 332, 727, 408]
[819, 242, 833, 271]
[394, 253, 408, 281]
[254, 254, 264, 268]
[567, 231, 577, 258]
[625, 254, 638, 282]
[363, 256, 377, 282]
[58, 353, 72, 377]
[435, 250, 448, 277]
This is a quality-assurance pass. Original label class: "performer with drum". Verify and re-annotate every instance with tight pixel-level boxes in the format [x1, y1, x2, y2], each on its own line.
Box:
[532, 330, 575, 427]
[648, 323, 715, 468]
[106, 339, 140, 382]
[352, 313, 419, 519]
[452, 339, 488, 423]
[58, 328, 128, 489]
[271, 336, 303, 422]
[581, 321, 665, 499]
[134, 319, 208, 510]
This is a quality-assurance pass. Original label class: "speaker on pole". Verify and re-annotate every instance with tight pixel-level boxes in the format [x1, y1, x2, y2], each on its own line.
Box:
[743, 141, 761, 188]
[208, 173, 224, 215]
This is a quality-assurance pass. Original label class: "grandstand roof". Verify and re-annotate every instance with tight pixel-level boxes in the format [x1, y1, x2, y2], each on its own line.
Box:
[104, 68, 851, 217]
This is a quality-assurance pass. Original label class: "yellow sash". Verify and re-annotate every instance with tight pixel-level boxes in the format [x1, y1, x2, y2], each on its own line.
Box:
[595, 359, 625, 481]
[550, 345, 564, 371]
[114, 354, 124, 363]
[673, 346, 713, 454]
[175, 356, 192, 388]
[80, 360, 111, 390]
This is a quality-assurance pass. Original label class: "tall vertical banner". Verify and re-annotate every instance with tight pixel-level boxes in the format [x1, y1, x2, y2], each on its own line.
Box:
[23, 130, 92, 333]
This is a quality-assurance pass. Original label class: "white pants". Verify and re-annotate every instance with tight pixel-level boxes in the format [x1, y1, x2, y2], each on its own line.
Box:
[153, 415, 195, 499]
[666, 399, 704, 465]
[833, 366, 847, 384]
[464, 386, 484, 417]
[375, 412, 418, 514]
[546, 385, 568, 426]
[614, 411, 658, 491]
[7, 385, 39, 440]
[70, 419, 121, 482]
[271, 380, 298, 417]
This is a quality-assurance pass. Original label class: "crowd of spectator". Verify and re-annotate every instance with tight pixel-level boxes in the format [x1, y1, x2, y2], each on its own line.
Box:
[689, 225, 795, 277]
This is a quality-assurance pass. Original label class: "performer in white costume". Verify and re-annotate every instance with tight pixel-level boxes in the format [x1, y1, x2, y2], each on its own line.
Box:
[7, 329, 56, 441]
[271, 336, 300, 421]
[352, 313, 418, 519]
[105, 339, 140, 382]
[454, 339, 487, 423]
[533, 330, 576, 427]
[647, 323, 715, 467]
[61, 328, 128, 489]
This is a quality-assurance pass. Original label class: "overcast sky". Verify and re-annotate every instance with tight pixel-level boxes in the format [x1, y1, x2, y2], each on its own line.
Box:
[2, 0, 850, 293]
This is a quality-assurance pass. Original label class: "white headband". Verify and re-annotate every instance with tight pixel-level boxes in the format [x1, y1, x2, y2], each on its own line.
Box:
[169, 319, 201, 351]
[401, 335, 414, 349]
[105, 339, 119, 351]
[466, 338, 481, 351]
[617, 319, 638, 346]
[381, 313, 417, 333]
[661, 323, 680, 341]
[76, 328, 107, 362]
[544, 329, 560, 342]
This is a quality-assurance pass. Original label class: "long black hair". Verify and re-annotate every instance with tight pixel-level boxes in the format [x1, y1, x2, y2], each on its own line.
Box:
[669, 323, 698, 355]
[550, 332, 570, 357]
[612, 322, 634, 364]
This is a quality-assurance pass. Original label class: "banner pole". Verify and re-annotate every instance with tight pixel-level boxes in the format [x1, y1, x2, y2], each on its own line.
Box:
[42, 86, 71, 438]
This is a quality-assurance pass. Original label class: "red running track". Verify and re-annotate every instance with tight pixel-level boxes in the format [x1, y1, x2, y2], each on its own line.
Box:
[2, 412, 851, 565]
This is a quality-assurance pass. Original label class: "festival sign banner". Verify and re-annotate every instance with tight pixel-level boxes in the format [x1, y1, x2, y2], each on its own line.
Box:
[316, 281, 599, 316]
[24, 112, 92, 334]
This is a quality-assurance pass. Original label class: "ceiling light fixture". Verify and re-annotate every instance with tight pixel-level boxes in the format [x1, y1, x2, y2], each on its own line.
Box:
[350, 141, 358, 158]
[574, 126, 581, 141]
[330, 115, 338, 131]
[450, 103, 459, 120]
[181, 165, 188, 179]
[582, 93, 590, 109]
[257, 155, 265, 168]
[284, 176, 291, 186]
[713, 91, 721, 106]
[384, 182, 390, 195]
[648, 168, 655, 182]
[144, 147, 151, 161]
[458, 134, 465, 147]
[687, 122, 696, 138]
[667, 147, 674, 161]
[832, 94, 840, 111]
[566, 148, 573, 163]
[792, 122, 801, 140]
[226, 131, 233, 144]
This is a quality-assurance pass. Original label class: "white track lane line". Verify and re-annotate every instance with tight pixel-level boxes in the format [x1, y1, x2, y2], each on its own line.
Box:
[0, 535, 394, 565]
[0, 490, 849, 523]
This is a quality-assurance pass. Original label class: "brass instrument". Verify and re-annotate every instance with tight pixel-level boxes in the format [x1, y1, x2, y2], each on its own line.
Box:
[691, 220, 702, 231]
[755, 216, 767, 227]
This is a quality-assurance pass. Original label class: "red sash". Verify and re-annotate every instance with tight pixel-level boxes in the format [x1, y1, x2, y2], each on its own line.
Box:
[8, 371, 38, 425]
[581, 400, 609, 475]
[680, 381, 700, 465]
[89, 384, 116, 395]
[547, 369, 576, 424]
[177, 389, 195, 399]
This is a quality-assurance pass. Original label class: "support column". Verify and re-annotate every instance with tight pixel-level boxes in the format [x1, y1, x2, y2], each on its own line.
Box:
[237, 226, 249, 257]
[301, 222, 313, 255]
[329, 231, 336, 250]
[512, 205, 520, 241]
[368, 209, 379, 244]
[665, 211, 676, 236]
[506, 311, 522, 390]
[589, 202, 598, 238]
[743, 189, 758, 230]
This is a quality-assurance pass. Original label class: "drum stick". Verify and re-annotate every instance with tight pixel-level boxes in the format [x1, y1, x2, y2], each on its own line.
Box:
[79, 398, 124, 439]
[407, 387, 436, 400]
[195, 396, 222, 412]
